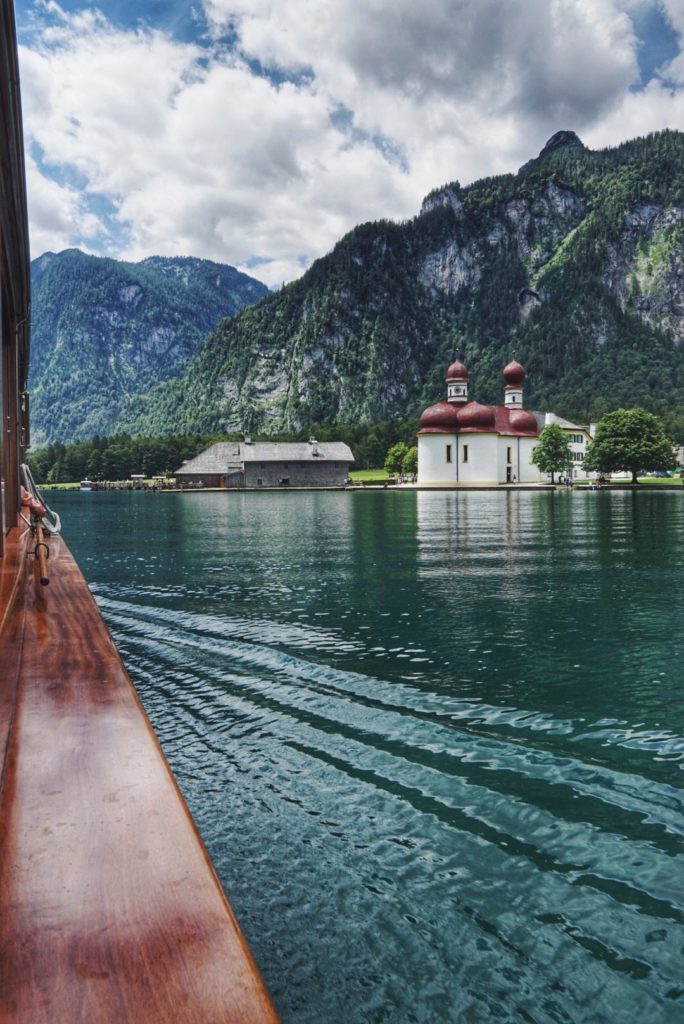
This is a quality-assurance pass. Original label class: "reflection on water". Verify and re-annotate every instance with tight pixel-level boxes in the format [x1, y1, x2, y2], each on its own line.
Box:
[53, 489, 684, 1023]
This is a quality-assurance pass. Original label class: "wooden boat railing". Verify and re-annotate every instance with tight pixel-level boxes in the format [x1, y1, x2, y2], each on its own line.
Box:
[32, 519, 49, 586]
[0, 519, 279, 1023]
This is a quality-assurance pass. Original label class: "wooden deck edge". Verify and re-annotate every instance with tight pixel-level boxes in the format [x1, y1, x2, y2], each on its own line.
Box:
[0, 524, 29, 799]
[0, 528, 279, 1023]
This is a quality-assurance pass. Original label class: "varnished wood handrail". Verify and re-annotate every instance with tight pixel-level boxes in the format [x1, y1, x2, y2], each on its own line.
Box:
[34, 520, 49, 586]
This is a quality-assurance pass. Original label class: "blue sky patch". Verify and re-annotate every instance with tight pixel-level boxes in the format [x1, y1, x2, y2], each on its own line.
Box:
[631, 2, 680, 86]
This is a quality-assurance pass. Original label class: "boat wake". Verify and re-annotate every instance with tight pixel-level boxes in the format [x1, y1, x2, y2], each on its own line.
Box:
[95, 593, 684, 1024]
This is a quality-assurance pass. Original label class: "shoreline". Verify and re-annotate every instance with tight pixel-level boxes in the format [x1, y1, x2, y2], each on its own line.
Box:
[43, 482, 684, 494]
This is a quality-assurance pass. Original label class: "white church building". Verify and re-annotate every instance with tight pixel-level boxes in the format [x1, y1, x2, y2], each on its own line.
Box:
[417, 359, 593, 486]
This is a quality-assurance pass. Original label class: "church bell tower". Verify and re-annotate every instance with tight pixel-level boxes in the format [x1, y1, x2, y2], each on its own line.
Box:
[446, 360, 469, 404]
[503, 360, 525, 408]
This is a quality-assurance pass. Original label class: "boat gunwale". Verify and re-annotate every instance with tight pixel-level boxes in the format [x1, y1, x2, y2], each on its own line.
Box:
[0, 523, 279, 1023]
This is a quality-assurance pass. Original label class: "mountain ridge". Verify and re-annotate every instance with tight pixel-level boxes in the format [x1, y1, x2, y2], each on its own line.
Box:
[122, 129, 684, 441]
[29, 130, 684, 446]
[29, 249, 268, 444]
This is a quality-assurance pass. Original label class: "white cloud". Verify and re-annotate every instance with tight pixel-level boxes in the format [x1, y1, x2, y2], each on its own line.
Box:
[17, 0, 684, 285]
[19, 7, 417, 283]
[206, 0, 639, 122]
[584, 76, 684, 147]
[25, 154, 104, 257]
[663, 0, 684, 37]
[660, 0, 684, 81]
[583, 0, 684, 142]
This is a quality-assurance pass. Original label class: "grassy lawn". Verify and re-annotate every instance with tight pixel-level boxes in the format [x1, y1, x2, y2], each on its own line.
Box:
[573, 476, 684, 486]
[38, 482, 81, 490]
[349, 468, 392, 484]
[637, 476, 684, 485]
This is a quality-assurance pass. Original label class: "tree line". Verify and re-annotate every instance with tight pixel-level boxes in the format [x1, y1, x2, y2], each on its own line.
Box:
[26, 418, 422, 484]
[26, 408, 680, 486]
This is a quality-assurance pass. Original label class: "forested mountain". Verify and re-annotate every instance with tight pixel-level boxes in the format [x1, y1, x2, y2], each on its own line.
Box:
[28, 250, 268, 443]
[125, 129, 684, 443]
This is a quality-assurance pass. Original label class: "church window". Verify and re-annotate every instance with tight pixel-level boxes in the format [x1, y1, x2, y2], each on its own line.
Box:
[446, 444, 452, 463]
[463, 445, 469, 463]
[507, 446, 512, 464]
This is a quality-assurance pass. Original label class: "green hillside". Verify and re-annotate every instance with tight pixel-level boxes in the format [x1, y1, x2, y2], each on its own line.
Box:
[127, 129, 684, 442]
[29, 250, 268, 444]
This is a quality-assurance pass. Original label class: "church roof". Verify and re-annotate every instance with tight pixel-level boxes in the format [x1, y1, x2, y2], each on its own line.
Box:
[446, 359, 469, 381]
[419, 358, 539, 436]
[419, 401, 539, 437]
[503, 360, 526, 386]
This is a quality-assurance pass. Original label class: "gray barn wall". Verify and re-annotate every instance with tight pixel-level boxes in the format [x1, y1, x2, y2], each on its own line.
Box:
[177, 462, 351, 488]
[244, 461, 350, 487]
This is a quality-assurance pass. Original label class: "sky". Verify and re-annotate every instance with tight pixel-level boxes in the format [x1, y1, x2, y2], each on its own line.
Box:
[15, 0, 684, 287]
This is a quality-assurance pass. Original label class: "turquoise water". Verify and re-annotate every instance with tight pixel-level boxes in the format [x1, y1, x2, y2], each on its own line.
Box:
[51, 489, 684, 1023]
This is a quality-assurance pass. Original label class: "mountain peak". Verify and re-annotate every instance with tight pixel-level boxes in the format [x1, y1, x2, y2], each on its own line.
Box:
[518, 130, 586, 174]
[538, 130, 585, 158]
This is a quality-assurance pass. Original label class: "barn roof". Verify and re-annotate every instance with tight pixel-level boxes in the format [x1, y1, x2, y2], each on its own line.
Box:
[176, 443, 241, 476]
[241, 442, 354, 463]
[175, 441, 354, 475]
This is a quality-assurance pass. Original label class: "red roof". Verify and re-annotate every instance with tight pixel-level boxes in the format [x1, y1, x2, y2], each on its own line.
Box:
[503, 360, 526, 386]
[418, 401, 461, 432]
[446, 359, 469, 381]
[494, 406, 538, 435]
[419, 401, 539, 436]
[458, 401, 495, 431]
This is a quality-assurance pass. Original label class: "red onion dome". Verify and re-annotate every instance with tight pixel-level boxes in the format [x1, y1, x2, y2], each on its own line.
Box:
[446, 359, 469, 381]
[457, 401, 496, 430]
[503, 360, 525, 386]
[419, 401, 461, 432]
[508, 409, 538, 433]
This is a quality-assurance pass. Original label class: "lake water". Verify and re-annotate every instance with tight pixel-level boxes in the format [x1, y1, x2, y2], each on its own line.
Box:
[49, 488, 684, 1023]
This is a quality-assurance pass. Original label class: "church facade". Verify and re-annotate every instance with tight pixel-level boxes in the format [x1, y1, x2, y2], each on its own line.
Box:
[417, 360, 590, 486]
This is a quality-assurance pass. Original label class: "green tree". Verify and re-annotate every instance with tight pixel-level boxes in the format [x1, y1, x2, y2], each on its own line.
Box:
[531, 424, 573, 483]
[101, 445, 129, 481]
[142, 449, 158, 477]
[584, 408, 676, 483]
[47, 460, 63, 484]
[384, 442, 409, 476]
[402, 446, 418, 479]
[86, 450, 102, 480]
[27, 447, 50, 484]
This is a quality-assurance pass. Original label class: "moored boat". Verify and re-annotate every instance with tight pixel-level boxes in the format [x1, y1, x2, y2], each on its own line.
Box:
[0, 2, 278, 1020]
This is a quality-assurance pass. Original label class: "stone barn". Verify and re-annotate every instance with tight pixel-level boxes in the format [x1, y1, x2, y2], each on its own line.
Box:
[175, 439, 354, 488]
